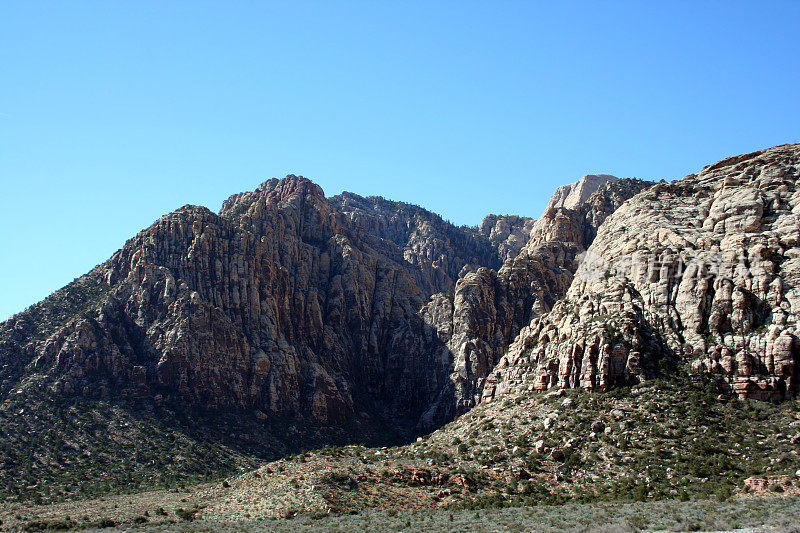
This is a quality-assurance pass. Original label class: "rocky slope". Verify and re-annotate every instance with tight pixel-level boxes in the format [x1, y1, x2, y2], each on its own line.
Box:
[1, 177, 505, 442]
[418, 177, 654, 427]
[4, 376, 800, 531]
[2, 144, 800, 514]
[485, 144, 800, 402]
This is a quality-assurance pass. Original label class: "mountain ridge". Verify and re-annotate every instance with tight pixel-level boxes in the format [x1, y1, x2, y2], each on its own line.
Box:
[2, 144, 800, 520]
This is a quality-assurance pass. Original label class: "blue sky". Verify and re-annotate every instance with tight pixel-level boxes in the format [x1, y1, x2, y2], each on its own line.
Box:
[1, 1, 799, 320]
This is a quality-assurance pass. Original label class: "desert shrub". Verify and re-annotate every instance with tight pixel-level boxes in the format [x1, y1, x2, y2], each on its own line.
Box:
[92, 518, 116, 528]
[22, 518, 75, 532]
[175, 507, 200, 521]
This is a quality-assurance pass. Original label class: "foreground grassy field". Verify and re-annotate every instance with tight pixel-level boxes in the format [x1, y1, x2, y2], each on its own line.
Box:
[41, 496, 800, 532]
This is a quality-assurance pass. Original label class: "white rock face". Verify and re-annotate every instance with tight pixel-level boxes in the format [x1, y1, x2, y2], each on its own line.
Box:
[483, 144, 800, 403]
[546, 175, 618, 212]
[416, 176, 653, 428]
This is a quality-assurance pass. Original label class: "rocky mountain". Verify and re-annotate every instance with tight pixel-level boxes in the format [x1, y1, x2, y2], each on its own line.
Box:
[1, 177, 488, 441]
[2, 144, 800, 516]
[485, 144, 800, 403]
[417, 176, 654, 428]
[0, 169, 652, 447]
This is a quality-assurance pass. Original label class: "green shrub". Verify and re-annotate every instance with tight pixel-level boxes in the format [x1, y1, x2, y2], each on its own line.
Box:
[175, 507, 199, 521]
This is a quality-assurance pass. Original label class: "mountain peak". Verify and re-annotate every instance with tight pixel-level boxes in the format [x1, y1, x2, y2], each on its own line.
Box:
[545, 174, 618, 212]
[220, 174, 326, 216]
[255, 174, 325, 201]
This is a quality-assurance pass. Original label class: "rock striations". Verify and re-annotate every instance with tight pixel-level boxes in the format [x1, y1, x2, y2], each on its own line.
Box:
[3, 176, 489, 439]
[2, 144, 800, 461]
[485, 144, 800, 403]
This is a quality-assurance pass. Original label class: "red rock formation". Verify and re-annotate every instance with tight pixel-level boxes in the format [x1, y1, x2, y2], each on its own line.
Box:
[2, 175, 507, 437]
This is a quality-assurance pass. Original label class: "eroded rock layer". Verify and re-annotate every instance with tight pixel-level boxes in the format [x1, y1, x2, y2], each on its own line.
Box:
[2, 176, 512, 439]
[485, 144, 800, 402]
[417, 178, 654, 427]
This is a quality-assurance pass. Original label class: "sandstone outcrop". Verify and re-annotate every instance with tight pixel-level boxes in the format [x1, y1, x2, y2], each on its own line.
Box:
[546, 174, 618, 211]
[476, 215, 536, 262]
[418, 177, 654, 426]
[3, 144, 798, 457]
[484, 144, 800, 402]
[2, 176, 497, 438]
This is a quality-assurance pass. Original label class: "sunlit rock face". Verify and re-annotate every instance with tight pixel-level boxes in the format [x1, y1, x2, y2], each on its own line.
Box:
[484, 144, 800, 403]
[3, 144, 799, 449]
[545, 174, 619, 211]
[417, 177, 654, 427]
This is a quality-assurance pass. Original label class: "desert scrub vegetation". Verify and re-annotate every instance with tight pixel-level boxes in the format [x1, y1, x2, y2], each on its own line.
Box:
[56, 496, 800, 532]
[2, 372, 798, 524]
[0, 268, 111, 398]
[0, 392, 258, 505]
[388, 374, 800, 507]
[223, 374, 800, 519]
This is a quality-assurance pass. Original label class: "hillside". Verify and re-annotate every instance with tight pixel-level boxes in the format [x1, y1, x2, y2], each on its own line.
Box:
[2, 376, 799, 530]
[1, 144, 800, 531]
[0, 169, 646, 497]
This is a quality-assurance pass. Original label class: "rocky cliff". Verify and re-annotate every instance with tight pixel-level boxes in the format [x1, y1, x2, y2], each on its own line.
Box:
[484, 144, 800, 402]
[417, 177, 654, 427]
[476, 214, 536, 262]
[2, 145, 798, 467]
[2, 177, 500, 441]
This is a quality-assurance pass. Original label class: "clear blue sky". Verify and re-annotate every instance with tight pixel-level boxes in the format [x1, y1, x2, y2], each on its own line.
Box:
[2, 1, 799, 320]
